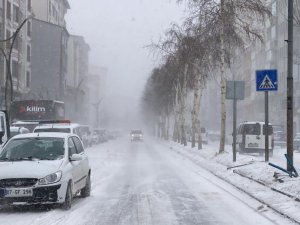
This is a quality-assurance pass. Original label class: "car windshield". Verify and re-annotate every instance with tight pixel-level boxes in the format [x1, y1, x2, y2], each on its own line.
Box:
[0, 137, 65, 161]
[34, 128, 71, 133]
[131, 130, 142, 134]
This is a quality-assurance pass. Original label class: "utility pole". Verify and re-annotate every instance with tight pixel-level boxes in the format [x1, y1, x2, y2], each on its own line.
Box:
[287, 0, 294, 171]
[232, 83, 237, 162]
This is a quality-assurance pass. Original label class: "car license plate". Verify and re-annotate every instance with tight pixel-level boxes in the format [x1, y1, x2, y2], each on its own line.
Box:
[4, 188, 33, 197]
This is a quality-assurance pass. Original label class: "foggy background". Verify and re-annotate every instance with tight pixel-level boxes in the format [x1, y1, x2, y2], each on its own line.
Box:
[66, 0, 185, 129]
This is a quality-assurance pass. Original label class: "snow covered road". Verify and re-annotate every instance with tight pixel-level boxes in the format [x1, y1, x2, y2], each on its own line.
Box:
[0, 137, 294, 225]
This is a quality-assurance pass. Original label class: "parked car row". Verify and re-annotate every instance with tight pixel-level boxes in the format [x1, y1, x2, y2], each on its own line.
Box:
[1, 119, 122, 210]
[10, 121, 120, 148]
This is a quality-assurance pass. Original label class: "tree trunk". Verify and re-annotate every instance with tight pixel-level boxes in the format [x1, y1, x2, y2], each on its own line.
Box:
[166, 111, 170, 140]
[173, 82, 180, 142]
[180, 64, 188, 146]
[197, 87, 203, 150]
[191, 68, 201, 148]
[219, 0, 226, 154]
[162, 114, 168, 140]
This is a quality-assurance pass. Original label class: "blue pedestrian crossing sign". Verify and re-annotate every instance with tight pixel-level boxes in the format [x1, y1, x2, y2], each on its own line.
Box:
[256, 70, 278, 91]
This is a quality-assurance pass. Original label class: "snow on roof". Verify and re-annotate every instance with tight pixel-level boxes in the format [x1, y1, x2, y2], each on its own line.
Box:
[13, 121, 40, 125]
[11, 132, 71, 139]
[34, 123, 80, 129]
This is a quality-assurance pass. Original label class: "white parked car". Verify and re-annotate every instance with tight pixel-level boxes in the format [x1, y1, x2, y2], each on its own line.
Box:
[187, 127, 208, 144]
[236, 121, 274, 156]
[0, 132, 91, 209]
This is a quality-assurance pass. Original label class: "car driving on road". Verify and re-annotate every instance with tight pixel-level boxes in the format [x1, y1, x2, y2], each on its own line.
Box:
[130, 130, 143, 142]
[0, 132, 91, 209]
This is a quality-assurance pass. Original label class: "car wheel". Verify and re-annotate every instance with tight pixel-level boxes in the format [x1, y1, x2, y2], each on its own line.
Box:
[62, 182, 72, 210]
[81, 174, 91, 197]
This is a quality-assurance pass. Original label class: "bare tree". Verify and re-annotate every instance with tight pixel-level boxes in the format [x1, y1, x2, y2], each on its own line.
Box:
[177, 0, 271, 153]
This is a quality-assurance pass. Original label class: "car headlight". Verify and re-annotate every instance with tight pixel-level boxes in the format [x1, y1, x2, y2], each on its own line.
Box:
[38, 171, 62, 185]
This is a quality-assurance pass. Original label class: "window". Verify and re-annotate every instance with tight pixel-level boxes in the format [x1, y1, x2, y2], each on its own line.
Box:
[26, 71, 30, 88]
[6, 29, 11, 46]
[68, 138, 76, 157]
[13, 5, 19, 23]
[27, 0, 31, 11]
[27, 21, 31, 37]
[0, 116, 5, 136]
[6, 1, 11, 20]
[72, 136, 84, 153]
[49, 2, 52, 15]
[6, 29, 10, 39]
[243, 124, 261, 135]
[12, 60, 18, 78]
[263, 125, 273, 135]
[27, 45, 31, 62]
[272, 2, 276, 16]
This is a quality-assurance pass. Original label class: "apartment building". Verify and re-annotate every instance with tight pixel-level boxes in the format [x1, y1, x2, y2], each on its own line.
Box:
[224, 1, 300, 132]
[30, 18, 69, 101]
[0, 0, 33, 107]
[87, 66, 108, 127]
[201, 1, 300, 134]
[30, 0, 70, 101]
[31, 0, 70, 27]
[65, 35, 90, 123]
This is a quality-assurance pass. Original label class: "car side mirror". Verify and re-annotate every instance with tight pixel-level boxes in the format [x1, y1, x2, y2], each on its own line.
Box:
[69, 154, 82, 161]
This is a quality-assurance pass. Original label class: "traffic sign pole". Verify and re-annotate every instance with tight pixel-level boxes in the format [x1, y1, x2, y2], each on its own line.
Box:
[265, 91, 269, 162]
[226, 81, 245, 162]
[256, 69, 277, 162]
[233, 96, 237, 162]
[233, 80, 237, 162]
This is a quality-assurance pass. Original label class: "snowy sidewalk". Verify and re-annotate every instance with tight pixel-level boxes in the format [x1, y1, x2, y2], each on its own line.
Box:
[165, 140, 300, 224]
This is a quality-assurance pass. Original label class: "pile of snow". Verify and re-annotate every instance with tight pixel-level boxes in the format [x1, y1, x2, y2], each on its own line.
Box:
[165, 139, 300, 223]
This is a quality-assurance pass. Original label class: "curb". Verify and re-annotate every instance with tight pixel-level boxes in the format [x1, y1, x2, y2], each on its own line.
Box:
[169, 143, 300, 224]
[233, 169, 300, 202]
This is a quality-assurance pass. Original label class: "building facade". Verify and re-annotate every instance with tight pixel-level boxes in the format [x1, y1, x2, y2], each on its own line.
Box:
[87, 66, 107, 127]
[0, 0, 33, 108]
[31, 0, 69, 27]
[30, 18, 69, 100]
[29, 0, 70, 102]
[65, 35, 90, 123]
[203, 0, 300, 134]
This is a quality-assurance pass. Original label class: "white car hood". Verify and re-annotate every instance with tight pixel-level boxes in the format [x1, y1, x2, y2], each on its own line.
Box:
[0, 160, 64, 179]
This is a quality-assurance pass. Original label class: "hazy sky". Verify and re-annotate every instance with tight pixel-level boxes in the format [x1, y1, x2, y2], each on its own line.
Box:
[66, 0, 185, 127]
